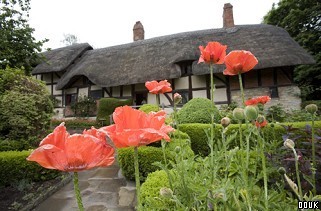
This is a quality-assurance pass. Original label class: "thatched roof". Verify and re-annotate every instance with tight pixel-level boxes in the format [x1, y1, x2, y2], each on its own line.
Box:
[32, 43, 93, 74]
[45, 24, 314, 89]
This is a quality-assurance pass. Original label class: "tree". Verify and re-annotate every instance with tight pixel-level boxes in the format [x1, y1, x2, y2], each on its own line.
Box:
[0, 0, 47, 74]
[61, 33, 78, 46]
[263, 0, 321, 100]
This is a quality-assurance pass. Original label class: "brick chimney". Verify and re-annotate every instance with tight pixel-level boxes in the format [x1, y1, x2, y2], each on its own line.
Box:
[133, 21, 144, 41]
[223, 3, 234, 28]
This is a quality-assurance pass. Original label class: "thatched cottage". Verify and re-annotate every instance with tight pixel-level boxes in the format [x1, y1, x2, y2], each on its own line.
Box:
[32, 3, 315, 117]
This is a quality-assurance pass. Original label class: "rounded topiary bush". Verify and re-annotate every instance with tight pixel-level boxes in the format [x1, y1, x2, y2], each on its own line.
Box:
[139, 104, 160, 113]
[177, 98, 221, 124]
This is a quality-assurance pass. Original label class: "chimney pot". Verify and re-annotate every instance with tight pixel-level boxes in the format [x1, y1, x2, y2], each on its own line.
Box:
[133, 21, 144, 41]
[223, 3, 235, 28]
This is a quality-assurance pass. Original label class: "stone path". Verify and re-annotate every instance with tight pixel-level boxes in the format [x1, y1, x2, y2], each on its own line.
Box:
[33, 163, 136, 211]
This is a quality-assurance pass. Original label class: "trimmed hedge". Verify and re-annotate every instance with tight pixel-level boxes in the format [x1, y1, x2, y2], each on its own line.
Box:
[139, 104, 160, 113]
[96, 98, 132, 125]
[118, 138, 194, 182]
[0, 150, 61, 187]
[51, 118, 99, 129]
[179, 121, 321, 156]
[140, 170, 174, 209]
[177, 98, 221, 124]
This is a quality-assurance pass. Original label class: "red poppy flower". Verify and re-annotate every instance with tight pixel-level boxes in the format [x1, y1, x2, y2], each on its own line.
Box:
[198, 42, 227, 64]
[145, 80, 172, 94]
[255, 120, 268, 128]
[27, 123, 115, 172]
[245, 96, 271, 106]
[223, 50, 258, 75]
[100, 106, 174, 148]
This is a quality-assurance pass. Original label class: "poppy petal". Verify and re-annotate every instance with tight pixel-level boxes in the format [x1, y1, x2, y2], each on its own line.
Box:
[39, 122, 69, 150]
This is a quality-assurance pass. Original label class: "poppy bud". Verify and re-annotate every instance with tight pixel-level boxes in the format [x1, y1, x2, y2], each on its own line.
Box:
[233, 108, 245, 120]
[173, 93, 182, 105]
[256, 115, 266, 124]
[284, 174, 299, 196]
[270, 123, 275, 128]
[284, 139, 295, 149]
[175, 146, 181, 153]
[160, 187, 173, 198]
[244, 106, 258, 121]
[305, 104, 318, 114]
[221, 117, 231, 128]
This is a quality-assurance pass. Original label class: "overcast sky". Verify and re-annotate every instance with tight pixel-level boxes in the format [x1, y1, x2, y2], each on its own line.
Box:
[28, 0, 279, 50]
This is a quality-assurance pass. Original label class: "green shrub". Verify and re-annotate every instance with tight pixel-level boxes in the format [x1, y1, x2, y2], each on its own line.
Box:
[118, 138, 193, 182]
[148, 130, 190, 148]
[51, 118, 99, 129]
[140, 170, 174, 209]
[70, 95, 96, 117]
[96, 98, 132, 125]
[0, 150, 61, 187]
[177, 98, 221, 124]
[139, 104, 160, 113]
[0, 68, 53, 146]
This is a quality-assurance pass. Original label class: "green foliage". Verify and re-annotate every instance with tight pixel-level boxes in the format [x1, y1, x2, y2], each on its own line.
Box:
[138, 104, 160, 113]
[178, 123, 223, 156]
[179, 121, 321, 155]
[0, 150, 61, 187]
[140, 170, 175, 209]
[70, 95, 96, 118]
[50, 118, 99, 129]
[177, 98, 221, 124]
[0, 0, 47, 74]
[263, 0, 321, 100]
[96, 98, 132, 125]
[118, 139, 193, 182]
[266, 103, 287, 122]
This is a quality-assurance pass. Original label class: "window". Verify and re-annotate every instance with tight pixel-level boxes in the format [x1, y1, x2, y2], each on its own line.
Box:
[65, 94, 77, 106]
[90, 90, 103, 100]
[269, 87, 279, 98]
[177, 60, 193, 77]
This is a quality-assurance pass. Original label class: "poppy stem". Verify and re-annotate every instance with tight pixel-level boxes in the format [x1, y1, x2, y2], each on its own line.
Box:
[311, 114, 317, 195]
[210, 64, 215, 103]
[73, 172, 84, 211]
[238, 73, 245, 106]
[134, 146, 141, 210]
[292, 147, 303, 200]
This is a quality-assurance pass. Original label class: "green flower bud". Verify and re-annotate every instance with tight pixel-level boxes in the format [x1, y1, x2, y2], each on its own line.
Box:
[244, 106, 258, 121]
[220, 117, 231, 128]
[160, 187, 173, 198]
[256, 115, 266, 124]
[305, 104, 318, 114]
[233, 108, 245, 120]
[284, 139, 295, 149]
[175, 146, 181, 153]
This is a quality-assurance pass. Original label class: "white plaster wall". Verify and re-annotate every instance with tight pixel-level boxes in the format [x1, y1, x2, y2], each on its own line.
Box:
[175, 77, 188, 89]
[53, 84, 62, 95]
[193, 90, 207, 99]
[53, 74, 59, 83]
[113, 86, 120, 97]
[123, 85, 132, 96]
[191, 75, 206, 88]
[214, 88, 228, 102]
[78, 88, 88, 97]
[65, 88, 77, 94]
[91, 85, 102, 91]
[46, 85, 51, 93]
[53, 108, 64, 119]
[42, 73, 52, 83]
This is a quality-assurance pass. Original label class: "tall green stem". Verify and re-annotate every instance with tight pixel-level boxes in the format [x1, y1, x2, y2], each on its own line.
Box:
[238, 73, 245, 106]
[311, 114, 316, 195]
[259, 133, 268, 210]
[292, 148, 303, 200]
[238, 121, 243, 150]
[73, 172, 84, 211]
[134, 147, 141, 210]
